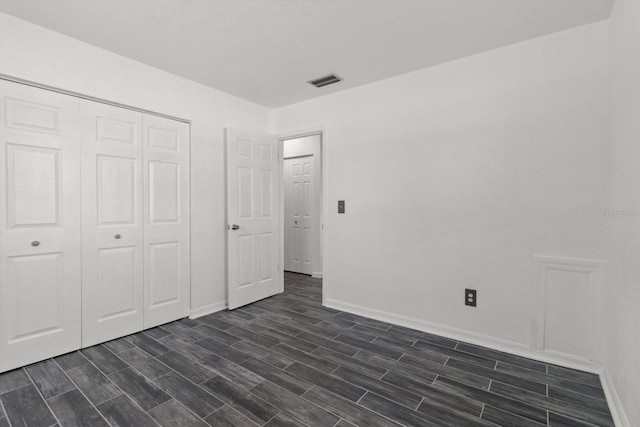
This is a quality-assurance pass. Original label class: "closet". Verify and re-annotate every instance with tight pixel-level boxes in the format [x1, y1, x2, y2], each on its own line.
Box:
[0, 80, 190, 372]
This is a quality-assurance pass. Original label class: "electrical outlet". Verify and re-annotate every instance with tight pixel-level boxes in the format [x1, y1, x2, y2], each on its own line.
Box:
[465, 289, 477, 307]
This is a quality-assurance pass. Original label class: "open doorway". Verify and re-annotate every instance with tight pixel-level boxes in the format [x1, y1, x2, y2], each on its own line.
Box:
[281, 133, 323, 280]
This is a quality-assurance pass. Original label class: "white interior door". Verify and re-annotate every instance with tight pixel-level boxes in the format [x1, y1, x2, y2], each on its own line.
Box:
[81, 100, 144, 346]
[284, 156, 314, 275]
[143, 114, 190, 328]
[227, 129, 280, 309]
[0, 80, 82, 372]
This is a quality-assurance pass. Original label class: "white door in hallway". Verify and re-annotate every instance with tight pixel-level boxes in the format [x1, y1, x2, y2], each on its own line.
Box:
[81, 101, 144, 346]
[226, 129, 280, 309]
[0, 81, 82, 372]
[143, 114, 191, 328]
[284, 155, 314, 275]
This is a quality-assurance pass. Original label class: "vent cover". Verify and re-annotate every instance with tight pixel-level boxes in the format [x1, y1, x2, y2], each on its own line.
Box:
[308, 74, 343, 88]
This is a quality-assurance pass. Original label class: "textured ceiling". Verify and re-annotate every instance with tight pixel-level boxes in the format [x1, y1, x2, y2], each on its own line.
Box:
[0, 0, 614, 107]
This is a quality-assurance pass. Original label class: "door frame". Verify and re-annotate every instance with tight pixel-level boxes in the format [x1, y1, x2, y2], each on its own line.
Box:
[277, 127, 328, 306]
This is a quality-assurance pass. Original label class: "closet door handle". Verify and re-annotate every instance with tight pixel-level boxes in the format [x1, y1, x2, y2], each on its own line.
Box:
[31, 240, 40, 247]
[115, 234, 121, 239]
[231, 224, 240, 230]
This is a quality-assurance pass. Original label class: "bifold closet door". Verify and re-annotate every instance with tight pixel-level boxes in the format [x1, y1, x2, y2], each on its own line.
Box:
[0, 80, 82, 372]
[81, 100, 144, 347]
[143, 114, 190, 328]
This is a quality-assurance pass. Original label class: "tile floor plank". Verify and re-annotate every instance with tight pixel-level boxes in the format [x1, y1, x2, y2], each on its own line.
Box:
[446, 357, 547, 395]
[200, 376, 278, 424]
[48, 389, 110, 427]
[489, 380, 614, 427]
[312, 347, 388, 379]
[232, 340, 295, 369]
[455, 342, 547, 373]
[481, 405, 547, 427]
[334, 335, 403, 360]
[241, 357, 313, 395]
[0, 369, 31, 395]
[153, 371, 224, 418]
[262, 412, 303, 426]
[415, 394, 496, 426]
[1, 384, 57, 427]
[272, 343, 339, 373]
[200, 353, 264, 389]
[80, 345, 128, 375]
[54, 352, 89, 371]
[285, 362, 366, 402]
[302, 386, 402, 427]
[148, 399, 209, 427]
[97, 394, 158, 427]
[358, 392, 440, 427]
[156, 351, 216, 384]
[195, 325, 243, 346]
[227, 326, 280, 348]
[251, 380, 340, 427]
[195, 338, 253, 364]
[332, 366, 422, 409]
[66, 363, 121, 405]
[25, 359, 76, 399]
[203, 405, 258, 427]
[547, 365, 603, 388]
[435, 376, 548, 424]
[381, 370, 484, 418]
[126, 333, 172, 357]
[117, 346, 172, 380]
[108, 367, 171, 411]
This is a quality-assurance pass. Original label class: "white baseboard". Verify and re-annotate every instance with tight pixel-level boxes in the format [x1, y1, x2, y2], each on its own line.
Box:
[189, 300, 227, 319]
[312, 272, 323, 279]
[600, 365, 631, 427]
[325, 298, 601, 373]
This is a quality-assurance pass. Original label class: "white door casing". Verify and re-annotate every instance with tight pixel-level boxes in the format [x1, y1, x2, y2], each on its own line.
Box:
[143, 114, 190, 328]
[284, 155, 314, 275]
[227, 129, 280, 309]
[0, 80, 82, 372]
[81, 100, 144, 346]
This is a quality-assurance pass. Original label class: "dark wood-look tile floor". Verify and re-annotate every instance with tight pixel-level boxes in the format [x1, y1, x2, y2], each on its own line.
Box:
[0, 273, 615, 427]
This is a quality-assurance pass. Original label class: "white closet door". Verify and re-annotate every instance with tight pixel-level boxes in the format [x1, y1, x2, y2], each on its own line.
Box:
[81, 101, 144, 346]
[143, 114, 190, 328]
[0, 81, 82, 372]
[284, 156, 314, 275]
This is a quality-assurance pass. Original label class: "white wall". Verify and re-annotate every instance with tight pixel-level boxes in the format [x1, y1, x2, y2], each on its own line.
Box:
[283, 134, 323, 277]
[0, 13, 271, 315]
[273, 22, 610, 348]
[605, 1, 640, 425]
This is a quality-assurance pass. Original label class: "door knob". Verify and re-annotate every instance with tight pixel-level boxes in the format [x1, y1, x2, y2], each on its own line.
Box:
[31, 240, 40, 247]
[115, 234, 121, 239]
[231, 224, 240, 230]
[294, 221, 298, 224]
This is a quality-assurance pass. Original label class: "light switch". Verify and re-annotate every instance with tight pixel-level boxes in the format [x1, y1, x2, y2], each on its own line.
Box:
[338, 200, 345, 214]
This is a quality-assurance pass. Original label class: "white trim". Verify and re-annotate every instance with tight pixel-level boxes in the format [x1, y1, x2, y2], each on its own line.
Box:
[312, 272, 323, 279]
[325, 298, 602, 373]
[600, 365, 631, 427]
[0, 74, 191, 124]
[189, 300, 227, 319]
[532, 255, 607, 359]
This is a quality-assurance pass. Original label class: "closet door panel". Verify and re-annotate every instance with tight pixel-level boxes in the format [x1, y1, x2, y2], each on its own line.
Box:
[143, 114, 190, 328]
[81, 100, 144, 346]
[0, 81, 82, 373]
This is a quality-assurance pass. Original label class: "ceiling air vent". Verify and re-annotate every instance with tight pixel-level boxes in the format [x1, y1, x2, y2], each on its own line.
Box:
[308, 74, 343, 88]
